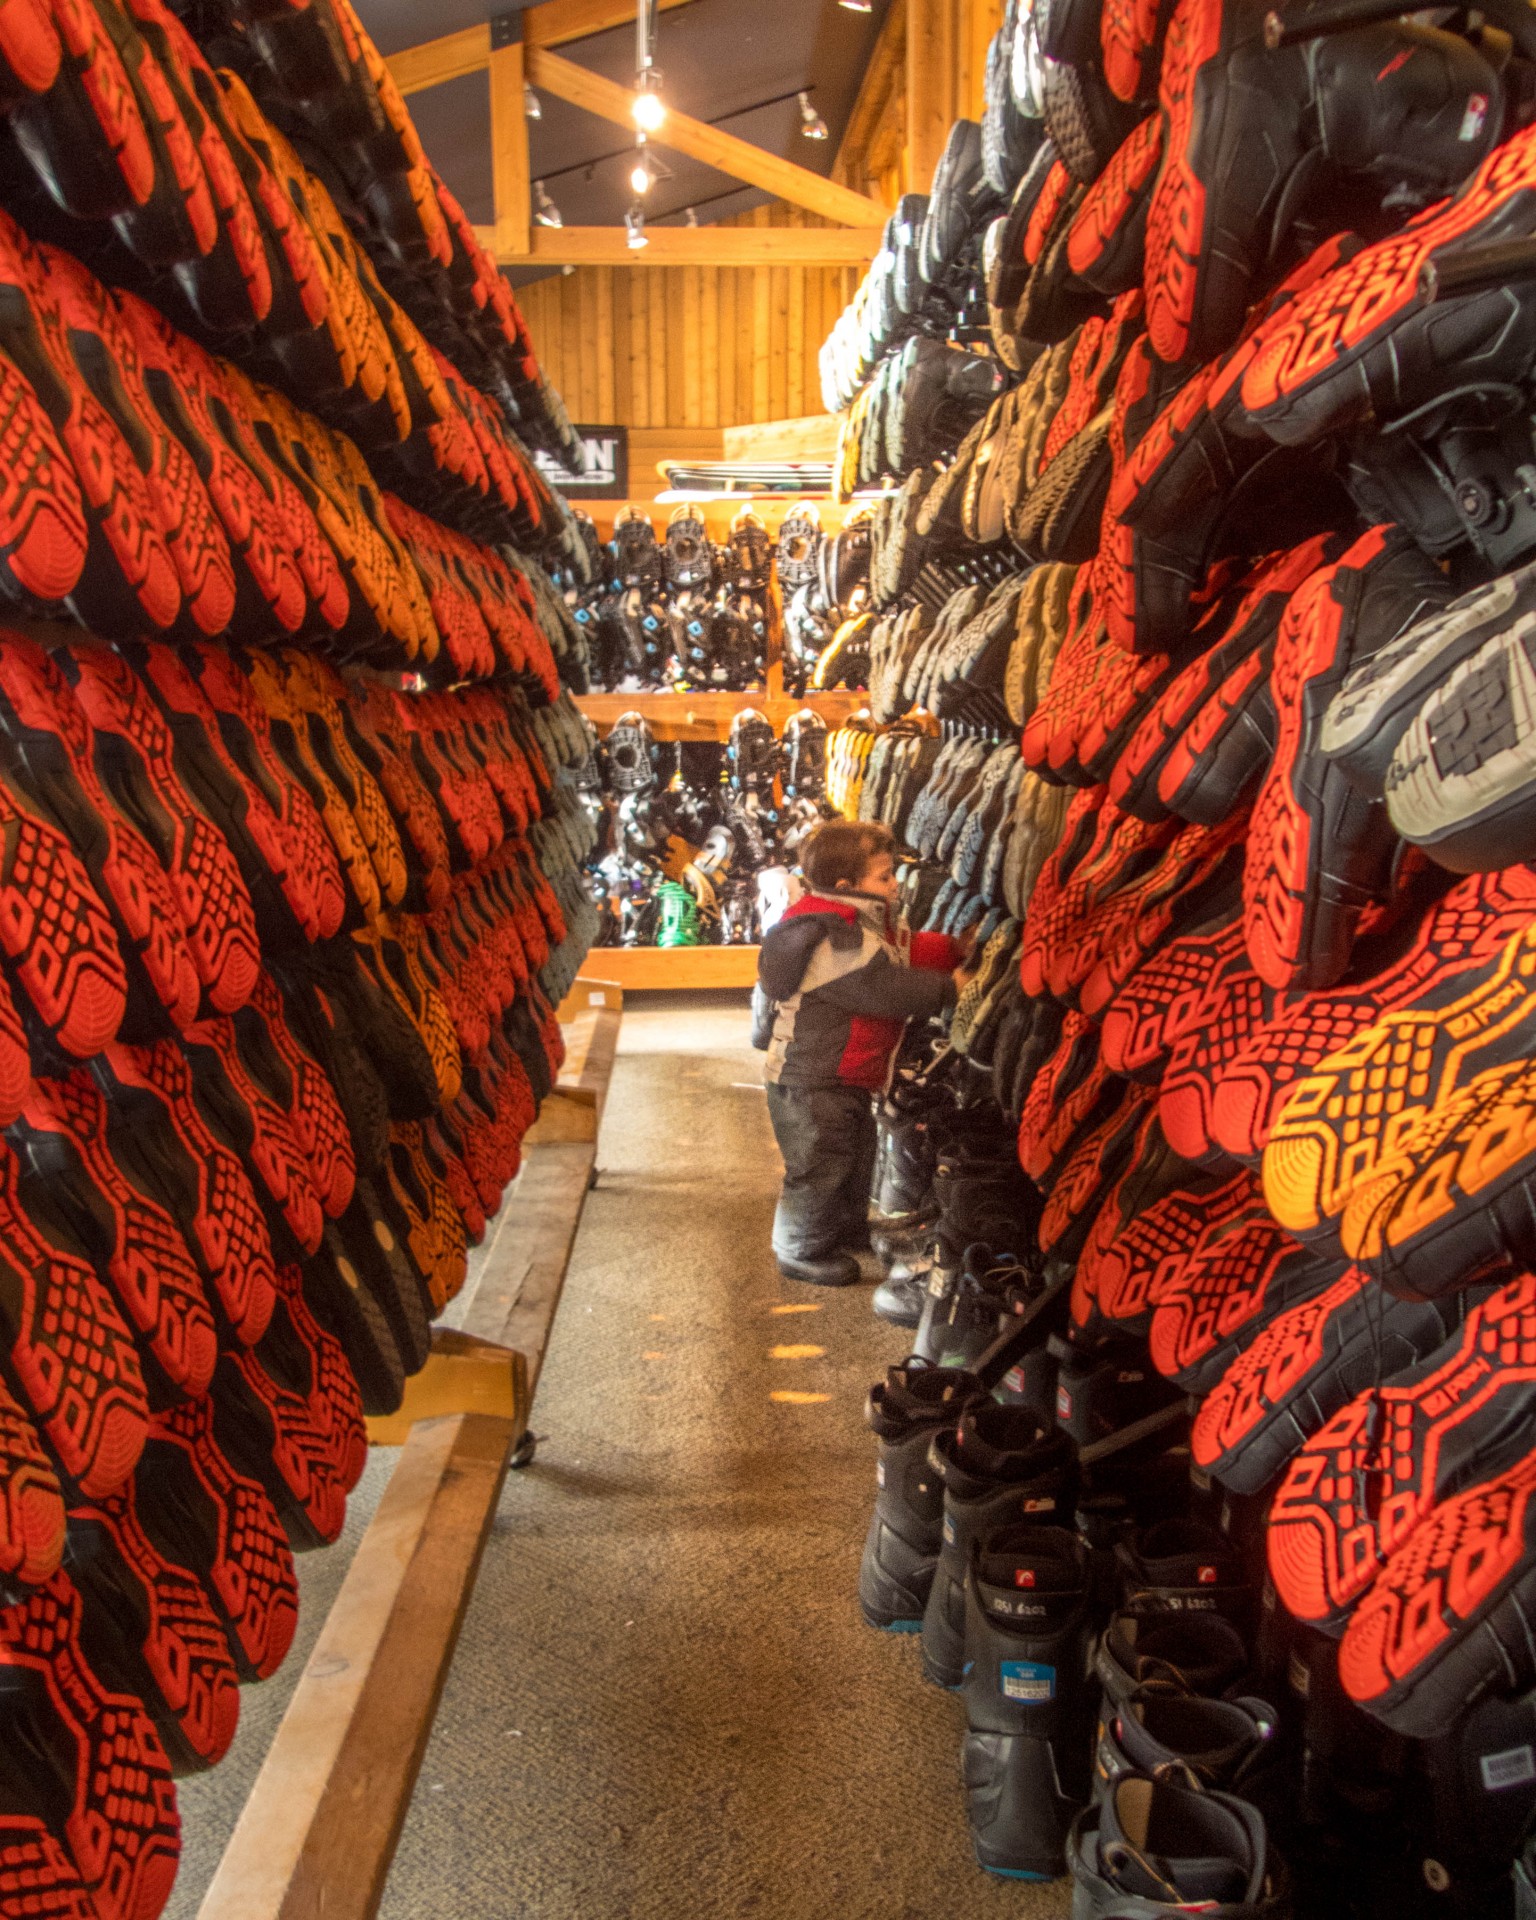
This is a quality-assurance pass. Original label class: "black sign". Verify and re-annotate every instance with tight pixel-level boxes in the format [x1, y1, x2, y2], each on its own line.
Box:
[533, 425, 629, 501]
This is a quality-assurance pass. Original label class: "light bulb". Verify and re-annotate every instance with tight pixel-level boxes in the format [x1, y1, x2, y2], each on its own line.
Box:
[632, 80, 666, 131]
[797, 89, 828, 139]
[523, 82, 541, 119]
[625, 204, 648, 249]
[629, 156, 652, 196]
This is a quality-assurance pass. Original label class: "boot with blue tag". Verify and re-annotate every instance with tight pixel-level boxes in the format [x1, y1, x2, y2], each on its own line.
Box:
[960, 1523, 1094, 1879]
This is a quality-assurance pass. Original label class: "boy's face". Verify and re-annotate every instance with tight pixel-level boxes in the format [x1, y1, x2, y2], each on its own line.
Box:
[857, 851, 898, 903]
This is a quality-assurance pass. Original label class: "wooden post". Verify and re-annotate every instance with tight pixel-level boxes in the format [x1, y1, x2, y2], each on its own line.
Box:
[906, 0, 958, 192]
[489, 24, 530, 261]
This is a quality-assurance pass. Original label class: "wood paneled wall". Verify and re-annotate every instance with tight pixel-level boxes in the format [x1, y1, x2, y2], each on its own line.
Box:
[516, 205, 859, 428]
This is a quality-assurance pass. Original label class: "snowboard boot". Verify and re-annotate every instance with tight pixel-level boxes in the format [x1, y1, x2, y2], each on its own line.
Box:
[872, 1077, 949, 1225]
[962, 1524, 1094, 1879]
[1414, 1688, 1536, 1918]
[1518, 1828, 1536, 1920]
[858, 1362, 988, 1631]
[1054, 1333, 1187, 1451]
[1096, 1610, 1253, 1718]
[922, 1402, 1079, 1688]
[1067, 1773, 1291, 1916]
[1094, 1684, 1281, 1817]
[912, 1241, 1021, 1368]
[1114, 1519, 1257, 1637]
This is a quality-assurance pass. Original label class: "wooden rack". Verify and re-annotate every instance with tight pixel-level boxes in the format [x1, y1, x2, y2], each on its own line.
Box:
[195, 980, 624, 1920]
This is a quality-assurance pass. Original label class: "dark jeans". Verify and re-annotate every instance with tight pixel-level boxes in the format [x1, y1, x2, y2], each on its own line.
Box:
[766, 1082, 877, 1262]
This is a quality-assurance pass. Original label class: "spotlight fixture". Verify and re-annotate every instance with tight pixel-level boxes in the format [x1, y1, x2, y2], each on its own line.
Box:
[625, 202, 649, 249]
[634, 0, 666, 126]
[797, 89, 829, 139]
[524, 82, 542, 119]
[629, 142, 654, 196]
[685, 205, 698, 227]
[533, 179, 563, 227]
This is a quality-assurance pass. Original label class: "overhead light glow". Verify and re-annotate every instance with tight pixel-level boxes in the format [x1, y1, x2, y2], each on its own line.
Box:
[524, 82, 541, 119]
[797, 89, 829, 139]
[632, 78, 666, 131]
[838, 0, 873, 11]
[629, 145, 653, 195]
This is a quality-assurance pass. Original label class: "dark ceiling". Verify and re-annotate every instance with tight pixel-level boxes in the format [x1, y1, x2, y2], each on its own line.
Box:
[353, 0, 891, 280]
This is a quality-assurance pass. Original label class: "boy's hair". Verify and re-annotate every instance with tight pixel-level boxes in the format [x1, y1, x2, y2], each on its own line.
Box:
[802, 818, 896, 893]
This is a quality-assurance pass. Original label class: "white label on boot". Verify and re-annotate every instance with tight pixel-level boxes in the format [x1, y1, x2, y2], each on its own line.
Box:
[1481, 1745, 1536, 1792]
[1000, 1660, 1055, 1704]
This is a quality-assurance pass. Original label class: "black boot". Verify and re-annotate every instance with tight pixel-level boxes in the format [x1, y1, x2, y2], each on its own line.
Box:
[1096, 1610, 1253, 1718]
[857, 1363, 987, 1632]
[921, 1403, 1078, 1689]
[1095, 1684, 1281, 1815]
[961, 1524, 1094, 1879]
[1518, 1829, 1536, 1920]
[912, 1241, 1019, 1368]
[1113, 1519, 1256, 1637]
[1068, 1773, 1291, 1916]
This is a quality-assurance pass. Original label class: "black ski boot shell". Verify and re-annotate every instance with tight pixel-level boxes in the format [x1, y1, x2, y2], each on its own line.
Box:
[921, 1403, 1078, 1688]
[1067, 1773, 1292, 1917]
[961, 1523, 1094, 1880]
[858, 1363, 987, 1631]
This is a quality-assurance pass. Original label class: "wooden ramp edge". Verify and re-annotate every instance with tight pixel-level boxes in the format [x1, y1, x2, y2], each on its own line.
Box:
[196, 979, 623, 1920]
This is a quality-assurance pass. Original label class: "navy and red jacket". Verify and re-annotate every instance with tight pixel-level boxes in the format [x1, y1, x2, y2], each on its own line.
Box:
[753, 891, 961, 1091]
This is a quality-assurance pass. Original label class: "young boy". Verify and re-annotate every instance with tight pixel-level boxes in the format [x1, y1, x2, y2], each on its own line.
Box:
[753, 819, 970, 1286]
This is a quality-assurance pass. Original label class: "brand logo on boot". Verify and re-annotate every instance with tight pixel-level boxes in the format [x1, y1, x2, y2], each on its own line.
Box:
[1197, 1565, 1217, 1584]
[1014, 1568, 1036, 1588]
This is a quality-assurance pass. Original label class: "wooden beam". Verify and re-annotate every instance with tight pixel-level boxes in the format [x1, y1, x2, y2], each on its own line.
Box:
[385, 0, 698, 95]
[906, 0, 958, 190]
[832, 0, 907, 194]
[525, 46, 893, 226]
[195, 1411, 517, 1920]
[489, 38, 530, 259]
[385, 22, 487, 95]
[474, 223, 884, 265]
[526, 0, 695, 48]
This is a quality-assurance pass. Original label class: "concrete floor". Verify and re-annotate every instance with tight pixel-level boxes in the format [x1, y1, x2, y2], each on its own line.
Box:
[168, 990, 1072, 1920]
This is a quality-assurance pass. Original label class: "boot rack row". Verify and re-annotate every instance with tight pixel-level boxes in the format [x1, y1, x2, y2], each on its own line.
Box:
[194, 979, 626, 1920]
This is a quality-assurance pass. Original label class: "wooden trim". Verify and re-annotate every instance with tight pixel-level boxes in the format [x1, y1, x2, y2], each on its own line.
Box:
[525, 46, 893, 226]
[386, 0, 698, 95]
[722, 414, 840, 462]
[194, 1411, 517, 1920]
[576, 686, 869, 740]
[489, 40, 530, 258]
[582, 947, 760, 989]
[474, 223, 884, 265]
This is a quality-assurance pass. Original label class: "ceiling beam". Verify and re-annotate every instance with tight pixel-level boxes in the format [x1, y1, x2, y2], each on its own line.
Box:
[833, 0, 907, 196]
[525, 45, 893, 226]
[489, 37, 530, 256]
[906, 0, 957, 189]
[474, 223, 884, 265]
[385, 0, 699, 97]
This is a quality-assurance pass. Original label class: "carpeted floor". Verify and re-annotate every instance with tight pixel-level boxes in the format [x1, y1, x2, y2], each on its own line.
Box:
[168, 990, 1072, 1920]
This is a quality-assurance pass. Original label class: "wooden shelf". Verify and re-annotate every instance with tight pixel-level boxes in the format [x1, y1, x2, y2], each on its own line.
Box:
[587, 946, 759, 989]
[577, 687, 868, 740]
